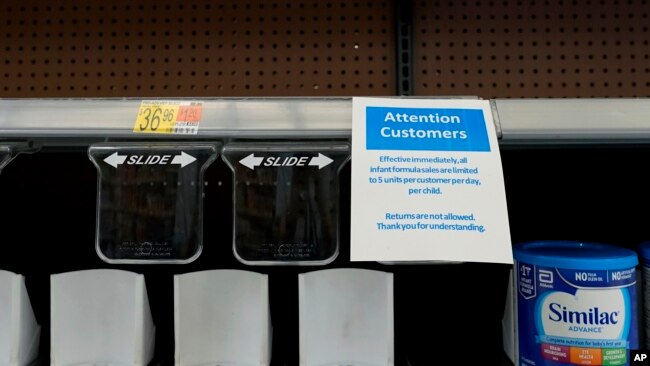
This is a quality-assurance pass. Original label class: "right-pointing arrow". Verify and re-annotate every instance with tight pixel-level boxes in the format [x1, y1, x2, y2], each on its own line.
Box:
[309, 153, 333, 169]
[239, 153, 264, 170]
[171, 151, 197, 168]
[104, 152, 127, 168]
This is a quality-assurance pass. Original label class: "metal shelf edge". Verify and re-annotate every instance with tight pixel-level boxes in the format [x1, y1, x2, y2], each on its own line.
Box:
[1, 98, 650, 143]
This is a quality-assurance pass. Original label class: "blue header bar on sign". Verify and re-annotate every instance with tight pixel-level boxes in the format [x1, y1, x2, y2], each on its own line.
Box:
[366, 107, 491, 152]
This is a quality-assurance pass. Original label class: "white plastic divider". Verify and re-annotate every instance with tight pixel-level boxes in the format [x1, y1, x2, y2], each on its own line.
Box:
[299, 268, 394, 366]
[50, 269, 155, 366]
[174, 270, 271, 366]
[0, 270, 40, 366]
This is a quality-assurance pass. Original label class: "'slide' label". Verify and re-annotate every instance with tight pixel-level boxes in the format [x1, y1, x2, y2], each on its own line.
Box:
[103, 152, 197, 168]
[133, 101, 203, 134]
[238, 153, 334, 170]
[517, 261, 638, 366]
[350, 98, 512, 263]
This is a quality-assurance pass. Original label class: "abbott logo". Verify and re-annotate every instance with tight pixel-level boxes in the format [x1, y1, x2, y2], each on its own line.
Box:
[539, 270, 553, 284]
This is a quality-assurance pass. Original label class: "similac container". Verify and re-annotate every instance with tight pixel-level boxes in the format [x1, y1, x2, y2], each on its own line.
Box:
[514, 241, 638, 366]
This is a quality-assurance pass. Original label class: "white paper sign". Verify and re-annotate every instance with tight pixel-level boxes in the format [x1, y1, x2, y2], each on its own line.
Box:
[350, 98, 512, 263]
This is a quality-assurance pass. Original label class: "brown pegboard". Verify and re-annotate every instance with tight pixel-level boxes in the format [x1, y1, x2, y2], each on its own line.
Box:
[414, 0, 650, 98]
[0, 0, 395, 97]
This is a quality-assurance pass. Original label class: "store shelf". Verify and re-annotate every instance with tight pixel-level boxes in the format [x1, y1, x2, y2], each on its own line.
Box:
[2, 98, 650, 144]
[495, 98, 650, 144]
[0, 98, 352, 139]
[1, 0, 646, 364]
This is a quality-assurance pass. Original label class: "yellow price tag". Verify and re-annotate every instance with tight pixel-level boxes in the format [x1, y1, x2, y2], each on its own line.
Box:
[133, 102, 180, 134]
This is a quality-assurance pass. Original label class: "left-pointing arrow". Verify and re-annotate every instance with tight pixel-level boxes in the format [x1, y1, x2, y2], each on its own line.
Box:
[104, 152, 127, 168]
[239, 153, 264, 170]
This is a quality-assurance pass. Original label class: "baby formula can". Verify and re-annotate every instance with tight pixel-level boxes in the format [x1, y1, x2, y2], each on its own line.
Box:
[514, 241, 638, 366]
[638, 242, 650, 349]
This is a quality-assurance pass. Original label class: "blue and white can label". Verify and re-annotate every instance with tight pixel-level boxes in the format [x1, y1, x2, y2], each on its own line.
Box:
[517, 261, 638, 366]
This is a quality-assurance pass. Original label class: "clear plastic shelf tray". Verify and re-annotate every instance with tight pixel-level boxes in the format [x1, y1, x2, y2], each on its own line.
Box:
[88, 143, 218, 264]
[0, 146, 13, 175]
[222, 142, 350, 266]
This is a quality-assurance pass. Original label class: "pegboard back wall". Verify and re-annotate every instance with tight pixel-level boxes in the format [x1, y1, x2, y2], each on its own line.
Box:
[414, 0, 650, 98]
[0, 0, 395, 97]
[2, 1, 649, 99]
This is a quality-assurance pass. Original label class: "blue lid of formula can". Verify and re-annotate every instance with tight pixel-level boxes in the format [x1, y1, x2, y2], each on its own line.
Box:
[637, 241, 650, 264]
[513, 240, 638, 270]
